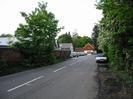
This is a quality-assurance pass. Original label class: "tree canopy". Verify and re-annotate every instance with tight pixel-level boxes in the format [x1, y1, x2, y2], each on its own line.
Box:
[76, 36, 92, 48]
[72, 32, 92, 48]
[15, 2, 61, 66]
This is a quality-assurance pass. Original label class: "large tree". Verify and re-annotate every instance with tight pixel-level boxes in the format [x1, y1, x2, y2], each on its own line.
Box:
[15, 2, 61, 66]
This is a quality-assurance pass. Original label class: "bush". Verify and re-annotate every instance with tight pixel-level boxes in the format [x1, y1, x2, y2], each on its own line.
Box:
[0, 58, 8, 75]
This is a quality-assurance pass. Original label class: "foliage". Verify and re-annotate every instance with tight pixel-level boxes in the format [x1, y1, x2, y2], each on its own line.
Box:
[96, 0, 133, 84]
[14, 2, 61, 67]
[0, 33, 13, 37]
[77, 36, 92, 47]
[0, 58, 8, 75]
[57, 32, 72, 43]
[72, 32, 92, 48]
[57, 32, 92, 48]
[91, 24, 100, 51]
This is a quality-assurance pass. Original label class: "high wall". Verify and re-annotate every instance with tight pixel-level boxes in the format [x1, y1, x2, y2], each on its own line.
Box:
[0, 48, 24, 64]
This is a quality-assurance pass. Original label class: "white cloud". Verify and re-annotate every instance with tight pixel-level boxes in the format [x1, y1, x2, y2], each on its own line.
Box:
[0, 0, 102, 37]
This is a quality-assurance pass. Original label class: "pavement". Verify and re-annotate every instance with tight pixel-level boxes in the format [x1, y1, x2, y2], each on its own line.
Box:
[0, 55, 97, 99]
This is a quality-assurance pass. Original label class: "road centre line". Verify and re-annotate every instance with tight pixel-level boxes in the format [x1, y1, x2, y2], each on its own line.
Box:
[7, 75, 44, 92]
[53, 66, 66, 72]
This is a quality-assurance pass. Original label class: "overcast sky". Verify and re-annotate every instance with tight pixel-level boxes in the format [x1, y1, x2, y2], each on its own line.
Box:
[0, 0, 102, 37]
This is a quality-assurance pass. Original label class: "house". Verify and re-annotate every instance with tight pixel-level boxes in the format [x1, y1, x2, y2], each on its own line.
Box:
[75, 43, 95, 53]
[83, 43, 95, 54]
[74, 43, 95, 54]
[0, 37, 17, 47]
[58, 43, 74, 52]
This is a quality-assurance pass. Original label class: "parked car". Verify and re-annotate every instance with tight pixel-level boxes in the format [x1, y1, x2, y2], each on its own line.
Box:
[95, 53, 108, 63]
[70, 52, 87, 58]
[70, 52, 78, 57]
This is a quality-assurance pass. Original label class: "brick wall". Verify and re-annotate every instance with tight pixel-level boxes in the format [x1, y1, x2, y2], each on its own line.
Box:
[0, 48, 70, 65]
[0, 48, 24, 64]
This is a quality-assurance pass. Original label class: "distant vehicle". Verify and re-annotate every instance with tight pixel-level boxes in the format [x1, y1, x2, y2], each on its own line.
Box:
[70, 52, 87, 58]
[95, 53, 108, 63]
[70, 52, 78, 58]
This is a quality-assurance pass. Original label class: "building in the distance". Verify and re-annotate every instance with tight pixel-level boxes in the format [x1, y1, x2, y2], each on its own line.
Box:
[0, 37, 17, 47]
[58, 43, 74, 53]
[83, 43, 95, 54]
[75, 43, 95, 54]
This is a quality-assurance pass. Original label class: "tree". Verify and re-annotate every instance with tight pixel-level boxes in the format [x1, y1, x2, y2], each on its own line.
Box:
[57, 32, 92, 48]
[78, 36, 92, 47]
[15, 2, 61, 66]
[57, 32, 72, 43]
[91, 24, 99, 51]
[73, 36, 81, 48]
[72, 32, 92, 48]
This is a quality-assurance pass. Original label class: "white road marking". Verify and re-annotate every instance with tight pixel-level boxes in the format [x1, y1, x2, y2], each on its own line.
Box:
[7, 75, 44, 92]
[53, 66, 66, 72]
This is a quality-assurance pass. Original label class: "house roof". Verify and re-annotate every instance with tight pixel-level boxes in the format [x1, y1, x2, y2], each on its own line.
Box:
[83, 43, 95, 50]
[0, 38, 9, 46]
[0, 37, 17, 46]
[59, 43, 73, 48]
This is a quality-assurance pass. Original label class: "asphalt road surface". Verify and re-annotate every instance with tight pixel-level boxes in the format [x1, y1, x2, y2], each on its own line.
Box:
[0, 55, 97, 99]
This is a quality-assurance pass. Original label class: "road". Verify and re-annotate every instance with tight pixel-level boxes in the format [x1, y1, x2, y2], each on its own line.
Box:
[0, 55, 97, 99]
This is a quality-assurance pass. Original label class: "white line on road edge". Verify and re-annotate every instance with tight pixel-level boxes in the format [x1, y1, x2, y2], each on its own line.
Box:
[7, 75, 44, 92]
[53, 66, 66, 72]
